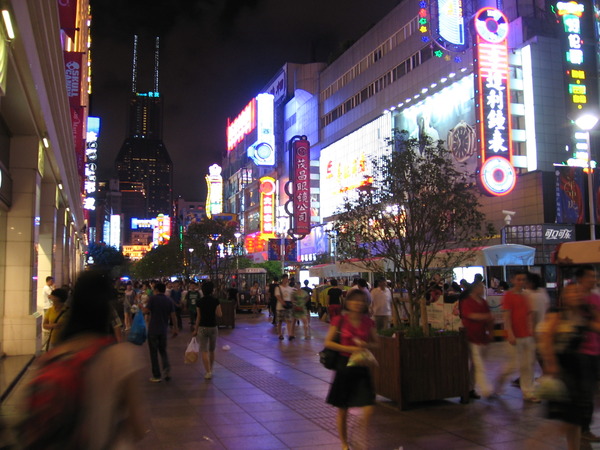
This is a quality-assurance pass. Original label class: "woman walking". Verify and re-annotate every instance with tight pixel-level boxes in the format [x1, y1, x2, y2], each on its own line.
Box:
[324, 289, 379, 450]
[193, 281, 222, 380]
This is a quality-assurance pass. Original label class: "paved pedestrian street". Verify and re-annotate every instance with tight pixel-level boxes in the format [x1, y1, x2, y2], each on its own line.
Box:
[3, 312, 600, 449]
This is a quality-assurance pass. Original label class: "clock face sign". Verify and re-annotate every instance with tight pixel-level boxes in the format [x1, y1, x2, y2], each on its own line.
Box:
[474, 7, 509, 44]
[480, 156, 516, 195]
[447, 121, 476, 163]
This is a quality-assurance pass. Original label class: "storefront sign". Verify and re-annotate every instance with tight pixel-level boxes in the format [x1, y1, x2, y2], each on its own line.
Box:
[503, 224, 575, 244]
[427, 0, 468, 52]
[64, 52, 82, 107]
[265, 69, 286, 104]
[474, 7, 516, 196]
[248, 93, 275, 166]
[259, 177, 276, 236]
[155, 214, 171, 246]
[58, 0, 78, 39]
[291, 137, 311, 236]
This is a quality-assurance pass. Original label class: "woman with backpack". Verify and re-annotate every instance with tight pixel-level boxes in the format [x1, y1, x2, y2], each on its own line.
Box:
[16, 271, 146, 449]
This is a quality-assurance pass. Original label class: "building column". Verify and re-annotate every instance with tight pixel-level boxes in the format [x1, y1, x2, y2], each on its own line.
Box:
[38, 179, 57, 308]
[54, 206, 67, 287]
[3, 136, 43, 355]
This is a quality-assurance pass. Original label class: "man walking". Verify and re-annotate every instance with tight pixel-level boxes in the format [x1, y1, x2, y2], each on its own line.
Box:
[495, 271, 538, 402]
[370, 278, 392, 330]
[275, 274, 295, 340]
[193, 281, 222, 380]
[145, 282, 178, 382]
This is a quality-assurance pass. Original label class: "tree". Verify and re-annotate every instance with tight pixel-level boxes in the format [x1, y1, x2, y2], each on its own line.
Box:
[86, 242, 125, 271]
[185, 219, 238, 295]
[131, 241, 183, 280]
[334, 135, 493, 331]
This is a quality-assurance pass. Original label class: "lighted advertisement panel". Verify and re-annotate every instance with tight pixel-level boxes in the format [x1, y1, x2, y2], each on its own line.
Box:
[259, 177, 276, 236]
[556, 0, 598, 121]
[290, 138, 311, 236]
[473, 7, 516, 196]
[248, 93, 276, 166]
[227, 99, 256, 151]
[421, 0, 468, 52]
[320, 115, 392, 219]
[393, 75, 477, 174]
[109, 214, 121, 249]
[155, 214, 171, 246]
[205, 164, 223, 219]
[131, 218, 156, 229]
[84, 117, 100, 211]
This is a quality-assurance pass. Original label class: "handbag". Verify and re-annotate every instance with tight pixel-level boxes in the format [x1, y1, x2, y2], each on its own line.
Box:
[184, 337, 200, 364]
[127, 312, 147, 345]
[279, 286, 293, 309]
[319, 316, 344, 370]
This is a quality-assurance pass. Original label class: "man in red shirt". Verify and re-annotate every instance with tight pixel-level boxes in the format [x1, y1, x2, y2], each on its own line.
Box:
[461, 281, 494, 398]
[495, 271, 538, 402]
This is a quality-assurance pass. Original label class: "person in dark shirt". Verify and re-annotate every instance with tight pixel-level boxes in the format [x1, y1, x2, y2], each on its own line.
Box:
[145, 282, 178, 382]
[301, 280, 313, 313]
[328, 279, 344, 320]
[193, 281, 222, 380]
[268, 277, 279, 324]
[169, 281, 183, 330]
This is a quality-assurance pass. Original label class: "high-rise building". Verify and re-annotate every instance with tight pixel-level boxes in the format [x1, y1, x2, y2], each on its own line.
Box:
[115, 36, 173, 237]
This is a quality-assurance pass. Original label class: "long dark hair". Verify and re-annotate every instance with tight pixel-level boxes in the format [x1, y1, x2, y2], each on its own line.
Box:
[60, 271, 116, 340]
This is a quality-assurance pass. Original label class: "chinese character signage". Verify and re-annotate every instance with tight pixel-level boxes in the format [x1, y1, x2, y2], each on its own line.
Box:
[226, 99, 256, 151]
[291, 137, 311, 236]
[259, 177, 276, 236]
[555, 0, 598, 120]
[473, 7, 516, 196]
[84, 117, 100, 211]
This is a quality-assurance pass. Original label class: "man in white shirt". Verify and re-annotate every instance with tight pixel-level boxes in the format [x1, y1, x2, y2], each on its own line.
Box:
[370, 278, 392, 330]
[43, 276, 55, 310]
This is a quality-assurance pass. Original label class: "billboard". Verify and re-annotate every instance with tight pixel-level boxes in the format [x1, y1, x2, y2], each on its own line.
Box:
[320, 114, 392, 218]
[473, 7, 516, 196]
[227, 98, 256, 151]
[247, 93, 275, 166]
[109, 214, 121, 249]
[64, 52, 83, 107]
[556, 166, 585, 224]
[268, 238, 297, 262]
[393, 74, 477, 174]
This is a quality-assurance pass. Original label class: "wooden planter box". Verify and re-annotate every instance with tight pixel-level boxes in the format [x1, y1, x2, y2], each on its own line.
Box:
[371, 330, 470, 410]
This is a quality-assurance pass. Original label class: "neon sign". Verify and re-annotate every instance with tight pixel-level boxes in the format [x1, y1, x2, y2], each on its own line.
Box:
[259, 177, 275, 236]
[226, 99, 256, 151]
[474, 7, 516, 196]
[205, 164, 223, 218]
[555, 0, 598, 120]
[290, 137, 311, 236]
[155, 214, 171, 246]
[420, 0, 467, 59]
[84, 117, 100, 210]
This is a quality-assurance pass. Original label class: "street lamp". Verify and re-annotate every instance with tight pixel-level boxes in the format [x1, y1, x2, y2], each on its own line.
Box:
[575, 114, 599, 240]
[188, 248, 194, 278]
[234, 231, 242, 271]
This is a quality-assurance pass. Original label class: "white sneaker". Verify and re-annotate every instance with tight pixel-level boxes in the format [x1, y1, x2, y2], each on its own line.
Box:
[204, 372, 213, 380]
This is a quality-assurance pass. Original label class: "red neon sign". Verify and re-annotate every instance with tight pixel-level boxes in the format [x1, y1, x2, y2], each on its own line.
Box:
[259, 177, 276, 236]
[226, 98, 256, 151]
[474, 7, 516, 196]
[292, 138, 311, 236]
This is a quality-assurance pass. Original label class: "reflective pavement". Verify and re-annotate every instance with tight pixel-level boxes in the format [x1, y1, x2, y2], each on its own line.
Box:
[3, 311, 600, 449]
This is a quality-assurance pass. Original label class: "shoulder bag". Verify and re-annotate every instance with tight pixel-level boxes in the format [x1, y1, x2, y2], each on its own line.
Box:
[319, 316, 344, 370]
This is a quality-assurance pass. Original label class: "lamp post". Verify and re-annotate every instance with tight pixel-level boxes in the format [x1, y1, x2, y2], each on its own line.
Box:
[575, 114, 599, 240]
[234, 231, 242, 271]
[188, 248, 194, 278]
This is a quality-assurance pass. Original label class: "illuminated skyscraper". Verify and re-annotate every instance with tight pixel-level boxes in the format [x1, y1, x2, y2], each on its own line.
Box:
[115, 36, 173, 223]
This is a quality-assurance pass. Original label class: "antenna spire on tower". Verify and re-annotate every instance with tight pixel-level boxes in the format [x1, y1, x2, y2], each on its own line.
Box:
[131, 35, 139, 93]
[154, 36, 160, 93]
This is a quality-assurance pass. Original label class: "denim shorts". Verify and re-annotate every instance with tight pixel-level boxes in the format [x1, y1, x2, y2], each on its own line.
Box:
[198, 326, 218, 352]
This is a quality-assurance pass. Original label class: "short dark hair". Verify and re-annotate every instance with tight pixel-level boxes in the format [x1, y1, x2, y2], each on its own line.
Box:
[289, 281, 296, 288]
[575, 265, 595, 280]
[154, 282, 166, 293]
[201, 281, 214, 296]
[330, 279, 338, 286]
[527, 272, 543, 290]
[281, 274, 289, 280]
[50, 288, 68, 303]
[46, 276, 54, 282]
[358, 278, 368, 288]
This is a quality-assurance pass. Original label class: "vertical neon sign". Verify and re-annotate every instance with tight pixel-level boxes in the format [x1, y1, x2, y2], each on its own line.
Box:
[474, 7, 516, 196]
[290, 137, 311, 236]
[259, 177, 276, 236]
[205, 164, 223, 219]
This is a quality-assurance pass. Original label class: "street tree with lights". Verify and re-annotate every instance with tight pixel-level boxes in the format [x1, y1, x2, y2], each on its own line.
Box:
[333, 134, 494, 331]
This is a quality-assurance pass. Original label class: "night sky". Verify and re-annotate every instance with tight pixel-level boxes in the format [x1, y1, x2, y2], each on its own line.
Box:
[90, 0, 401, 201]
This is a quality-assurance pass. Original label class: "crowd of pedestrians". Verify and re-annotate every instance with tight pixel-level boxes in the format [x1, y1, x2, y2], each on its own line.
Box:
[8, 264, 600, 450]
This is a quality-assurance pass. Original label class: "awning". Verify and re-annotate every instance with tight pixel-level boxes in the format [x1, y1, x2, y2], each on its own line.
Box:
[308, 264, 339, 278]
[554, 240, 600, 265]
[481, 244, 535, 266]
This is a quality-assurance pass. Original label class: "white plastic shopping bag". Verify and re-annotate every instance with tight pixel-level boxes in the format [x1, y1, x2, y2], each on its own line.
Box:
[184, 337, 200, 364]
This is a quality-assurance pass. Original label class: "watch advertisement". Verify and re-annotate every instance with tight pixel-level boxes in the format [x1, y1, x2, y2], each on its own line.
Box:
[392, 74, 477, 176]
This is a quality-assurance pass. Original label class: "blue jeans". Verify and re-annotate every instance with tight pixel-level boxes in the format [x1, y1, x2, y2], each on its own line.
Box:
[148, 334, 170, 379]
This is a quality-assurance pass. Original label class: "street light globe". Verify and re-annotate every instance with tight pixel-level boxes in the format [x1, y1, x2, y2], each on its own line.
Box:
[188, 248, 194, 253]
[234, 231, 242, 239]
[575, 114, 599, 131]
